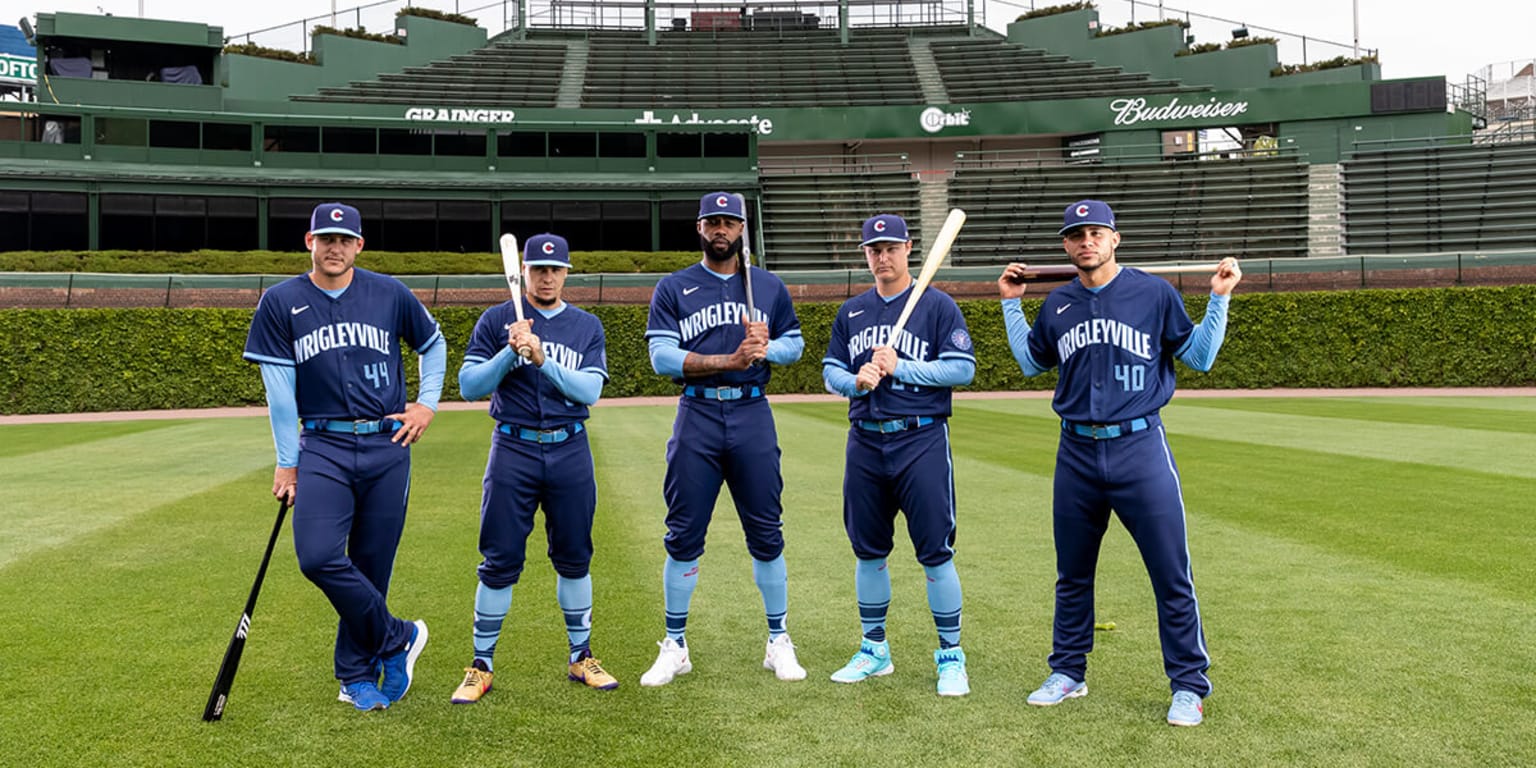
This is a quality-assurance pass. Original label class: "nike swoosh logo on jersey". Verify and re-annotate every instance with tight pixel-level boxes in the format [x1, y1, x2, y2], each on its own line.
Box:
[1056, 304, 1071, 315]
[291, 305, 311, 315]
[848, 310, 865, 318]
[682, 286, 701, 295]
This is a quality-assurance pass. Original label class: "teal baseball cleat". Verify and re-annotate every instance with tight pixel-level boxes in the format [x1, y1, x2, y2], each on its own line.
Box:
[829, 640, 894, 683]
[934, 648, 969, 697]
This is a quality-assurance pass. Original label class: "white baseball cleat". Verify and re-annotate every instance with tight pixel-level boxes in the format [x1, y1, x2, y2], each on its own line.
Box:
[763, 633, 807, 681]
[640, 637, 692, 687]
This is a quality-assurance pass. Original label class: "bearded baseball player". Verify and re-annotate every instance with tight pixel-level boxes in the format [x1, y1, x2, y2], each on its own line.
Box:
[639, 191, 807, 687]
[243, 202, 443, 712]
[822, 214, 976, 697]
[998, 199, 1241, 727]
[450, 233, 616, 704]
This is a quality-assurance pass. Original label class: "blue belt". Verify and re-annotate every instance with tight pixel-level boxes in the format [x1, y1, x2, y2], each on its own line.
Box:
[1062, 417, 1154, 440]
[855, 416, 935, 434]
[302, 418, 401, 435]
[498, 421, 584, 444]
[683, 385, 763, 401]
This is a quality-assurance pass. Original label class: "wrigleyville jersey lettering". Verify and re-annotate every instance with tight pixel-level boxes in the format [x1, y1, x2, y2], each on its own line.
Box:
[825, 285, 974, 420]
[464, 300, 608, 427]
[646, 263, 801, 388]
[1026, 268, 1193, 424]
[243, 267, 442, 420]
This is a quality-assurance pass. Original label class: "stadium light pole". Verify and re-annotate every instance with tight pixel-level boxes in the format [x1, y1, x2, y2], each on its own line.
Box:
[1352, 0, 1359, 57]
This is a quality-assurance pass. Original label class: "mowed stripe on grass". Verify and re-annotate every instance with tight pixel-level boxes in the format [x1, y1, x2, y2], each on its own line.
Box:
[0, 418, 273, 567]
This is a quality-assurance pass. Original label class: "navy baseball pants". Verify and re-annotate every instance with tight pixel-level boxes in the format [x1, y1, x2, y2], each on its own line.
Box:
[662, 396, 784, 562]
[476, 426, 596, 588]
[1048, 419, 1212, 696]
[843, 419, 957, 567]
[293, 431, 415, 684]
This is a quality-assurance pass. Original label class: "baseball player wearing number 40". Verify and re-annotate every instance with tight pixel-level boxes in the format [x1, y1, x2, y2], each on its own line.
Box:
[640, 191, 807, 687]
[243, 202, 443, 712]
[823, 214, 977, 697]
[450, 233, 617, 704]
[998, 199, 1241, 727]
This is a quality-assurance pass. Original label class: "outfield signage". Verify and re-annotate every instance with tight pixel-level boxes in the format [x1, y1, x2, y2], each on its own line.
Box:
[403, 107, 517, 123]
[0, 52, 35, 85]
[1108, 96, 1250, 126]
[919, 106, 972, 133]
[633, 110, 775, 135]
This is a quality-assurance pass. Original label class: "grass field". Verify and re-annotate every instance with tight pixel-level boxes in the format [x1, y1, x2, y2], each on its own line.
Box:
[2, 395, 1533, 767]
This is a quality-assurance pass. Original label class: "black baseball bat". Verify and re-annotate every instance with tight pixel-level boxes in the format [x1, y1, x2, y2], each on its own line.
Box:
[202, 498, 290, 722]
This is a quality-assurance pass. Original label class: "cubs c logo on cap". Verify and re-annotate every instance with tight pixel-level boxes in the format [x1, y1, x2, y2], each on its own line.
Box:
[1075, 204, 1090, 218]
[330, 208, 345, 222]
[715, 195, 729, 208]
[541, 241, 556, 254]
[873, 220, 887, 232]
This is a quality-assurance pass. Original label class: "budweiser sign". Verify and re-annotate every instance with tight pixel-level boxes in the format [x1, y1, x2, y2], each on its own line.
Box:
[1108, 97, 1250, 126]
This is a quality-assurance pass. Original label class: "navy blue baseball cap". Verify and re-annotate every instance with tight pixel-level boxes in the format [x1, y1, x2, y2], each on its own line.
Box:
[698, 192, 746, 221]
[523, 233, 571, 268]
[310, 202, 363, 238]
[1059, 199, 1116, 235]
[860, 213, 911, 246]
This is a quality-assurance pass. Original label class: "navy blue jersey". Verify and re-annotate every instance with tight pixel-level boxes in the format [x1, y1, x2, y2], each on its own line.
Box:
[463, 300, 609, 427]
[824, 285, 975, 420]
[645, 263, 800, 388]
[1026, 268, 1194, 423]
[243, 267, 442, 420]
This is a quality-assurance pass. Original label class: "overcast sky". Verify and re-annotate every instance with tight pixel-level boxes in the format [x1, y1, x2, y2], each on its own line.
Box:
[20, 0, 1535, 82]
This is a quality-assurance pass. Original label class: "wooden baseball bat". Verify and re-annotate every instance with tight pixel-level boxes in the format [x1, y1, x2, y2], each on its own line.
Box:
[498, 234, 533, 358]
[202, 499, 289, 722]
[888, 208, 966, 342]
[1010, 262, 1222, 282]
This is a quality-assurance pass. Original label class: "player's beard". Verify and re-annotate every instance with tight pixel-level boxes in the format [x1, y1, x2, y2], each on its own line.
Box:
[699, 233, 743, 265]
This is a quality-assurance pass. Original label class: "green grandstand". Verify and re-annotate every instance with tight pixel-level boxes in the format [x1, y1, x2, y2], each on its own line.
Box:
[3, 1, 1532, 267]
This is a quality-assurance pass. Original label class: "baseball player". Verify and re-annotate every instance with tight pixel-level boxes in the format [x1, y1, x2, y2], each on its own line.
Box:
[639, 191, 807, 687]
[243, 202, 444, 712]
[822, 214, 977, 697]
[998, 199, 1241, 726]
[449, 233, 616, 703]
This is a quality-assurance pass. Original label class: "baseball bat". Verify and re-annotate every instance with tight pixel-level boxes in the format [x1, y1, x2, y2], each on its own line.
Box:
[888, 208, 966, 342]
[498, 234, 533, 358]
[1009, 262, 1222, 282]
[734, 193, 756, 319]
[202, 499, 290, 722]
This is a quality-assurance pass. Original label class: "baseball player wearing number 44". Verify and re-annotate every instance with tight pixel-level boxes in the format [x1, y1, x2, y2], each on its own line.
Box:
[823, 214, 977, 697]
[998, 199, 1241, 727]
[449, 233, 617, 703]
[243, 202, 444, 712]
[640, 191, 807, 687]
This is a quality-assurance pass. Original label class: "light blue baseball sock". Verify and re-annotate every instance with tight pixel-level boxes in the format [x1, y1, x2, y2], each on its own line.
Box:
[557, 574, 593, 663]
[924, 560, 963, 649]
[473, 582, 513, 672]
[663, 556, 699, 647]
[855, 557, 892, 643]
[753, 554, 789, 638]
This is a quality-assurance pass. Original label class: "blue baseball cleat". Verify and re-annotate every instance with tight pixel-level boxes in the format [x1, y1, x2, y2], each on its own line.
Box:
[380, 619, 429, 703]
[1027, 672, 1087, 706]
[1167, 690, 1205, 726]
[829, 640, 893, 683]
[934, 648, 969, 697]
[337, 681, 390, 712]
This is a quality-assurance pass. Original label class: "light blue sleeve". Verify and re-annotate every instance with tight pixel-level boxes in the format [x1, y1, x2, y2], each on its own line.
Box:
[1003, 298, 1050, 377]
[539, 360, 605, 406]
[822, 362, 868, 398]
[766, 334, 804, 365]
[892, 357, 976, 388]
[459, 346, 517, 401]
[648, 335, 689, 378]
[259, 364, 300, 468]
[415, 335, 446, 410]
[1175, 293, 1230, 372]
